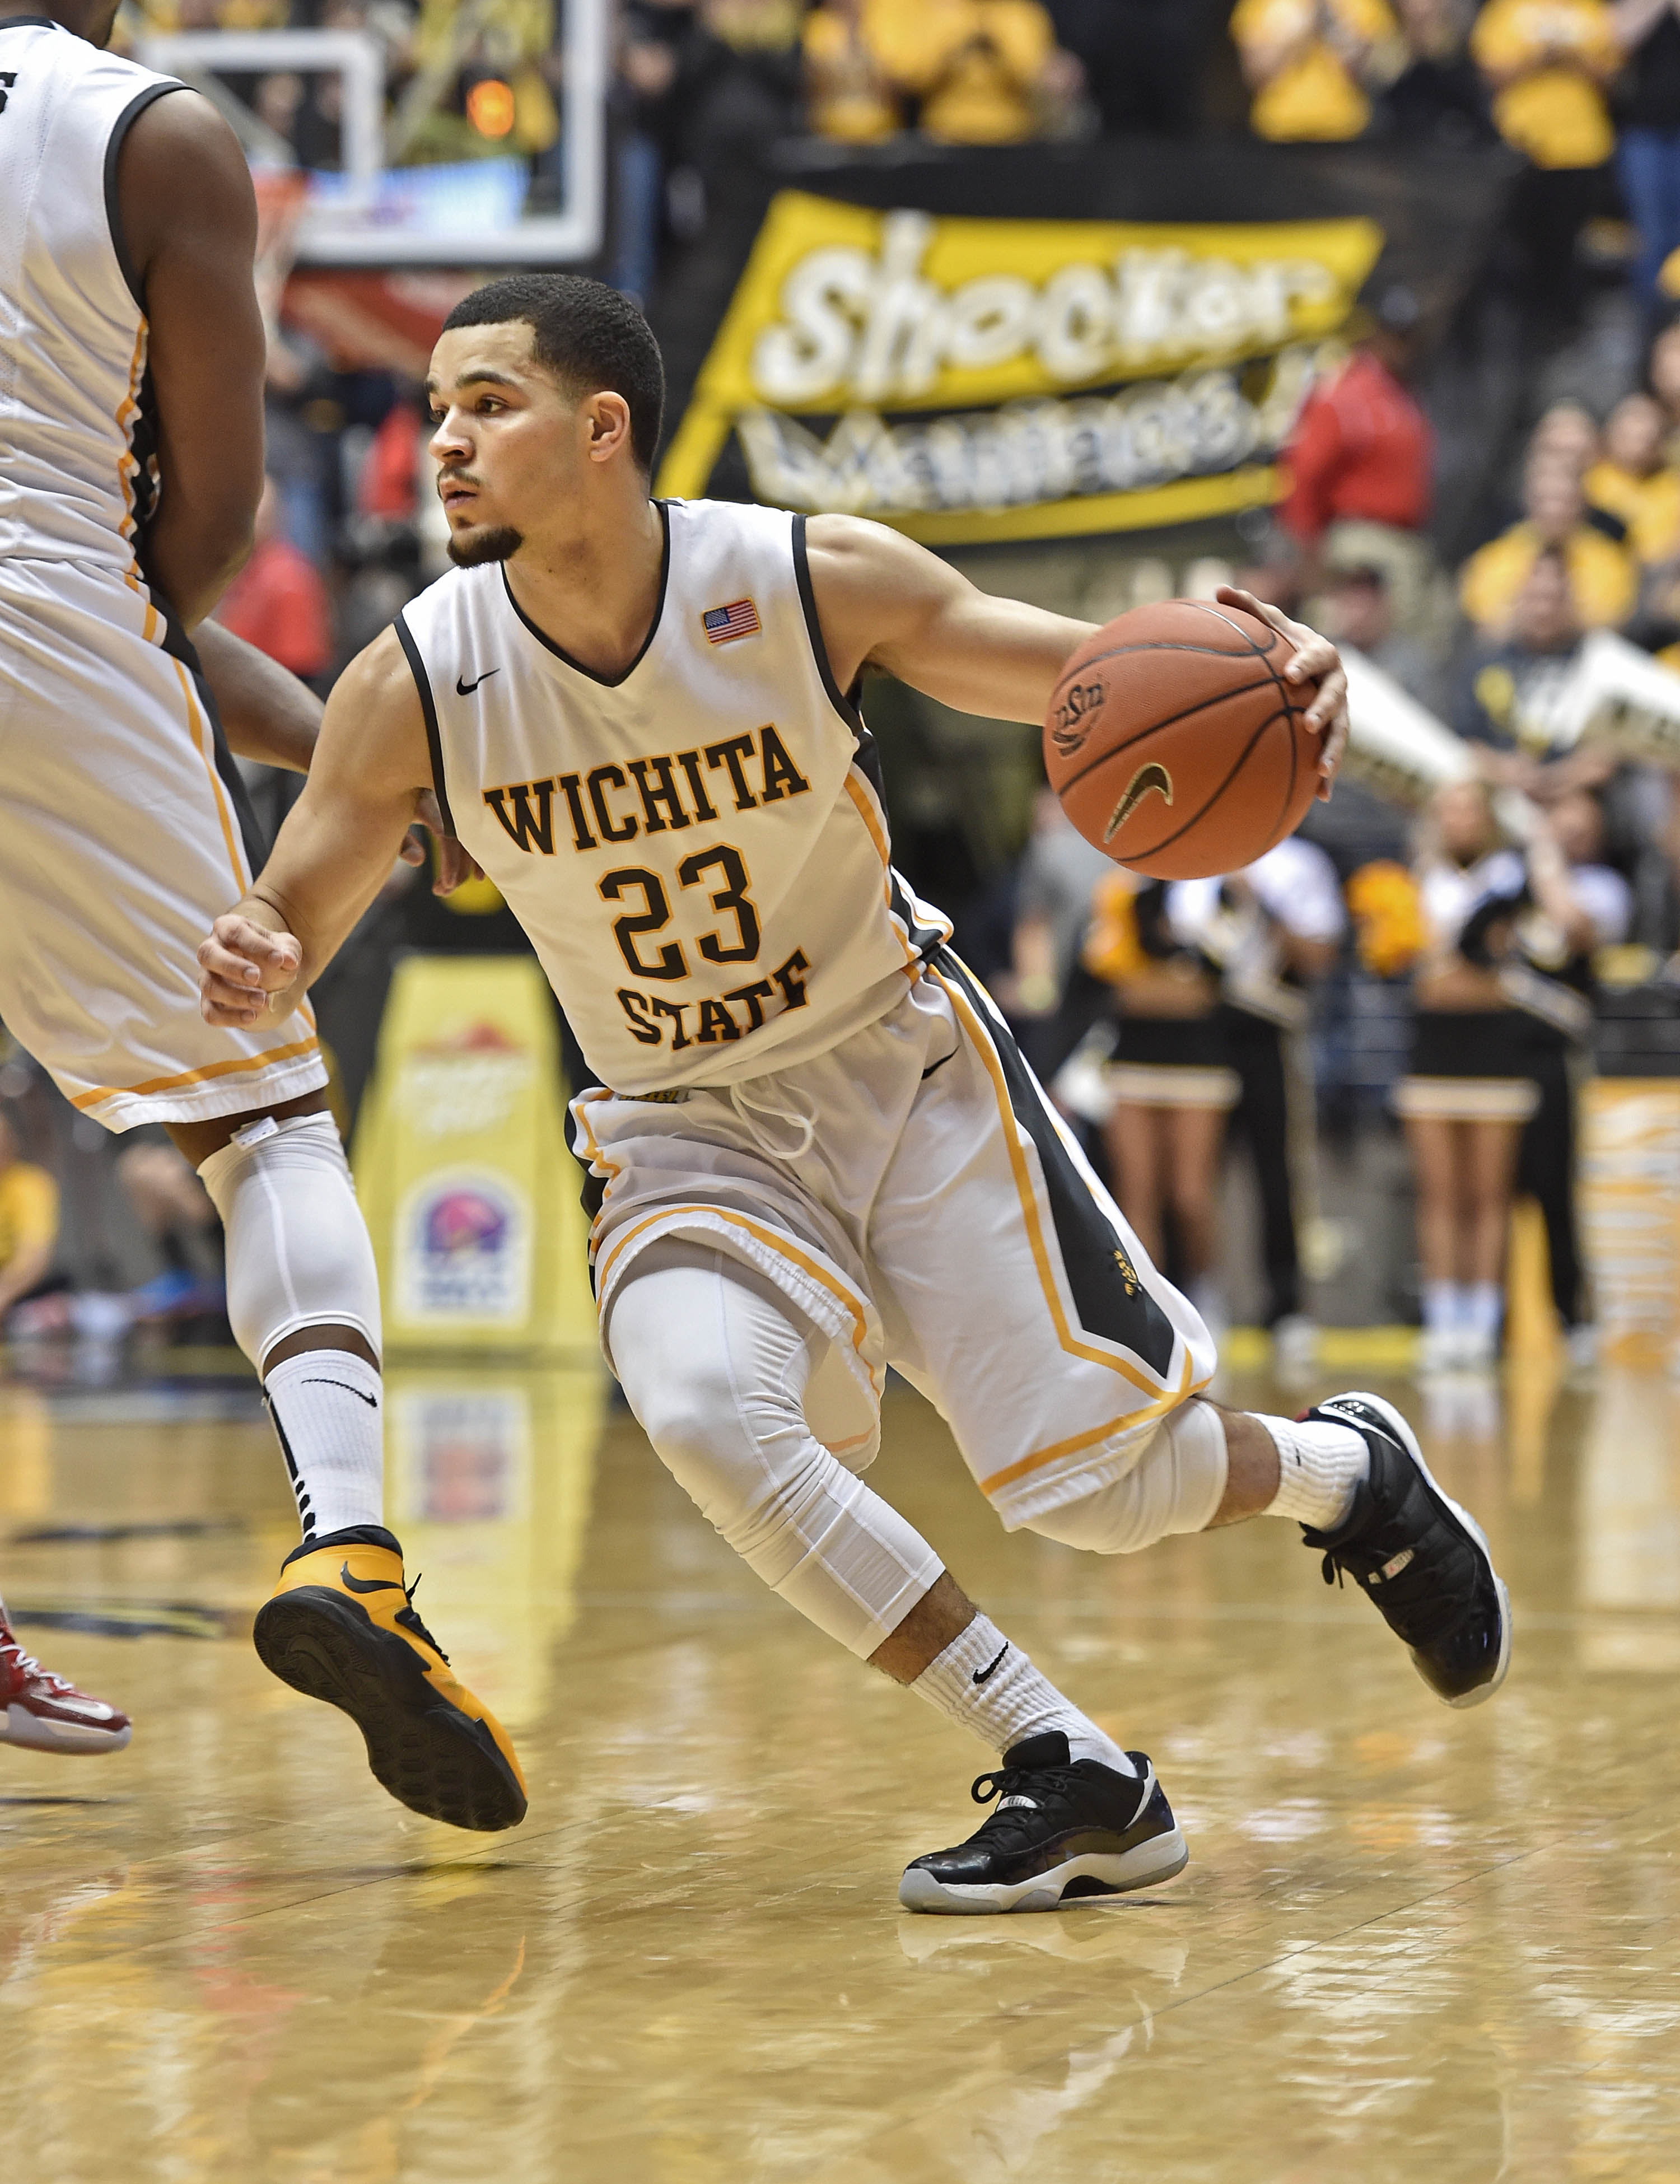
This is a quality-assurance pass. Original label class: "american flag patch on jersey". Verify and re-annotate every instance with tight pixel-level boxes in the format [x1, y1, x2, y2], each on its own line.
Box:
[702, 598, 762, 645]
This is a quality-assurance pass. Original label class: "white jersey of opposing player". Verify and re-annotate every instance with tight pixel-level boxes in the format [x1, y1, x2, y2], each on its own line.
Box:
[397, 498, 953, 1094]
[0, 17, 180, 570]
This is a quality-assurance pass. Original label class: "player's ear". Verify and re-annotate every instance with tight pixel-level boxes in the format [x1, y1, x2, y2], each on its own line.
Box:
[585, 392, 633, 464]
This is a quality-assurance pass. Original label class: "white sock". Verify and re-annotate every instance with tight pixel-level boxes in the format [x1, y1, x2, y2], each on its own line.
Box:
[1422, 1281, 1457, 1336]
[1254, 1413, 1369, 1532]
[1464, 1282, 1503, 1340]
[910, 1613, 1136, 1776]
[263, 1350, 385, 1541]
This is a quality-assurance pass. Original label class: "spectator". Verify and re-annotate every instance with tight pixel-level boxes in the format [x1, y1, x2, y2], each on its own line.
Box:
[1394, 780, 1540, 1371]
[1319, 554, 1448, 710]
[869, 0, 1075, 144]
[1169, 840, 1347, 1366]
[1459, 463, 1638, 631]
[1514, 787, 1632, 1355]
[666, 0, 803, 223]
[1585, 389, 1680, 559]
[803, 0, 903, 141]
[1453, 548, 1620, 787]
[1276, 287, 1435, 564]
[0, 1109, 60, 1332]
[1229, 0, 1403, 144]
[1529, 395, 1602, 478]
[1082, 873, 1237, 1332]
[1649, 315, 1680, 455]
[1376, 0, 1494, 144]
[608, 1, 692, 302]
[1044, 0, 1210, 137]
[1612, 0, 1680, 324]
[1008, 787, 1116, 1077]
[213, 477, 334, 685]
[1471, 0, 1620, 330]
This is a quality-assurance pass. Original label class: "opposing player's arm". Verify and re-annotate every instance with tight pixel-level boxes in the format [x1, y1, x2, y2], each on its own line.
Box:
[197, 631, 435, 1026]
[802, 514, 1350, 796]
[118, 91, 265, 628]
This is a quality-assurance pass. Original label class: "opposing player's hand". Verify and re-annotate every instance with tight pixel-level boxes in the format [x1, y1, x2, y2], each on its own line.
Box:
[197, 912, 302, 1026]
[1216, 585, 1350, 801]
[398, 789, 484, 894]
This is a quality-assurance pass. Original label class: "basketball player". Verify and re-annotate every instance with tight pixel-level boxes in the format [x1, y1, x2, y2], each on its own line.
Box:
[0, 1, 525, 1827]
[199, 277, 1511, 1911]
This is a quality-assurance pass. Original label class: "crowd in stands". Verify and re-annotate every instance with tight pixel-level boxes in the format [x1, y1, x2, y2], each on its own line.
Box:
[19, 2, 1680, 1373]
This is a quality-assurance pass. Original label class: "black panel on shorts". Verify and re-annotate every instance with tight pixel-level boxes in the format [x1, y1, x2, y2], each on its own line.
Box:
[936, 950, 1180, 1379]
[151, 597, 269, 879]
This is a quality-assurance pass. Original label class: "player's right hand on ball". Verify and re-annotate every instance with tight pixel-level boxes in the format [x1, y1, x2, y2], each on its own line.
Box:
[197, 913, 302, 1027]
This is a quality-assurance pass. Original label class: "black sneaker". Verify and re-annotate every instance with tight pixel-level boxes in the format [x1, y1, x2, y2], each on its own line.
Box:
[1301, 1391, 1511, 1709]
[898, 1732, 1187, 1915]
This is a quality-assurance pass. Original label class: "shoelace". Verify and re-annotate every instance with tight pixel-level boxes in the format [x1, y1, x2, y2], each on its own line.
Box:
[964, 1761, 1095, 1849]
[727, 1076, 817, 1161]
[0, 1628, 73, 1696]
[394, 1574, 450, 1663]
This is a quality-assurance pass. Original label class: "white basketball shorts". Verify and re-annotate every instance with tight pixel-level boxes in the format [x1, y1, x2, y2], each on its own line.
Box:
[576, 953, 1216, 1532]
[0, 560, 325, 1130]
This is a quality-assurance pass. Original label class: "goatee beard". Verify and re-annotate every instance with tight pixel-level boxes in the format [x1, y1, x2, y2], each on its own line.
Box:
[448, 524, 524, 568]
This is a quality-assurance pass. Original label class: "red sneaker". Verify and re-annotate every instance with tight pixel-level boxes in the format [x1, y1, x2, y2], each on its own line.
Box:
[0, 1611, 131, 1755]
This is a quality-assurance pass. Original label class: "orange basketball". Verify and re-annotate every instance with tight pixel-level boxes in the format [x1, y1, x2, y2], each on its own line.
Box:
[1044, 599, 1321, 880]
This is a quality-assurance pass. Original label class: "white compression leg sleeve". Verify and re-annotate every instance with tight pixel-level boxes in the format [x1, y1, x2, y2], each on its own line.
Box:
[605, 1240, 944, 1658]
[1025, 1399, 1229, 1555]
[198, 1114, 385, 1539]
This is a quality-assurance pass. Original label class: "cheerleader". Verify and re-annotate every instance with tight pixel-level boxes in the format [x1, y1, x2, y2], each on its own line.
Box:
[1396, 778, 1615, 1371]
[1083, 871, 1238, 1326]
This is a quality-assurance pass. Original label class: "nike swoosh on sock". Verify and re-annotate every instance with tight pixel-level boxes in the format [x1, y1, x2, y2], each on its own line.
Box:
[972, 1642, 1010, 1686]
[301, 1380, 379, 1408]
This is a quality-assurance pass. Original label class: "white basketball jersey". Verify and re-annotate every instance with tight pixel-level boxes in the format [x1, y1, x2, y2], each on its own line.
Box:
[0, 17, 181, 571]
[396, 499, 952, 1094]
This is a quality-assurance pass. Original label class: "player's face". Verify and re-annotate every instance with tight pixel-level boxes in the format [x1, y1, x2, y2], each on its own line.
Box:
[426, 324, 585, 567]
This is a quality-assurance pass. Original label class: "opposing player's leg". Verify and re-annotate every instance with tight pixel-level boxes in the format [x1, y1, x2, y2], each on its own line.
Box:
[605, 1240, 1187, 1914]
[0, 1594, 130, 1756]
[180, 1094, 525, 1833]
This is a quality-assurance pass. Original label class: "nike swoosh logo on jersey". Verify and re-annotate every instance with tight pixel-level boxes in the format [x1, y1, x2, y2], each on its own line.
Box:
[973, 1642, 1010, 1686]
[456, 668, 501, 694]
[340, 1565, 404, 1594]
[302, 1379, 379, 1409]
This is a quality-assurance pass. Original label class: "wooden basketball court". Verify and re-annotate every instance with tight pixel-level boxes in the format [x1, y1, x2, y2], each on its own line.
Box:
[3, 1358, 1678, 2180]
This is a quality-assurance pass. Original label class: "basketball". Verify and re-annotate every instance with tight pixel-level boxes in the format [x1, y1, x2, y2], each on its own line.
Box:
[1044, 599, 1322, 880]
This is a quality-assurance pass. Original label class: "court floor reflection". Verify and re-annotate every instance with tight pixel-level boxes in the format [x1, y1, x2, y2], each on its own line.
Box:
[2, 1360, 1679, 2181]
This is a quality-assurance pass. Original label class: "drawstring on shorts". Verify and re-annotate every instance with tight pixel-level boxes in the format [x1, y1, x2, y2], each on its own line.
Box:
[727, 1076, 818, 1162]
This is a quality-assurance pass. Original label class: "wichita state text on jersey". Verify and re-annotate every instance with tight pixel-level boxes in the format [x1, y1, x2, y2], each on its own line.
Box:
[396, 499, 951, 1095]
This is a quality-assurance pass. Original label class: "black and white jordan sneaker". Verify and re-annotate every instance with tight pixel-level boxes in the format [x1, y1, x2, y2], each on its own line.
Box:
[898, 1732, 1188, 1915]
[1301, 1391, 1512, 1709]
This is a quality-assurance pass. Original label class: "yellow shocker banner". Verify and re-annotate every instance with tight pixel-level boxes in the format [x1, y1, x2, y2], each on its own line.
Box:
[657, 191, 1384, 548]
[353, 955, 598, 1356]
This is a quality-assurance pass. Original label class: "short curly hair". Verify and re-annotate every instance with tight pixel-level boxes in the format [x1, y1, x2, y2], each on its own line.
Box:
[442, 275, 665, 472]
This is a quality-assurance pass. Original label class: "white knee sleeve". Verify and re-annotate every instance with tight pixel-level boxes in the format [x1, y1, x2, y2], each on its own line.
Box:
[197, 1114, 381, 1369]
[606, 1241, 941, 1656]
[1029, 1399, 1228, 1555]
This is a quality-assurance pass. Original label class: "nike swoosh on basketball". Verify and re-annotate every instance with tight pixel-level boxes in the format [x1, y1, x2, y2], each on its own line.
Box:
[340, 1564, 404, 1594]
[456, 668, 500, 695]
[302, 1379, 379, 1408]
[1104, 760, 1174, 843]
[973, 1642, 1010, 1686]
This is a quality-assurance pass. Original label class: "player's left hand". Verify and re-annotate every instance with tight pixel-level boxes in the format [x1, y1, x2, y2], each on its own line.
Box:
[398, 790, 485, 894]
[1216, 586, 1350, 802]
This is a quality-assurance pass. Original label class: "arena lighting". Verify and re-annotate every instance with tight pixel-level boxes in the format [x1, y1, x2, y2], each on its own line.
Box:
[136, 1, 607, 265]
[466, 79, 517, 140]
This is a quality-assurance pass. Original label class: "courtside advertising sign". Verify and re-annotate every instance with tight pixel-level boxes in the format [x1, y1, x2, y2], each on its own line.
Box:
[657, 191, 1383, 547]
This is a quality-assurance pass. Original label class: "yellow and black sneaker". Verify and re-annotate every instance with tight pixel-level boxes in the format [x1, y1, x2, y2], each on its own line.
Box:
[254, 1525, 526, 1832]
